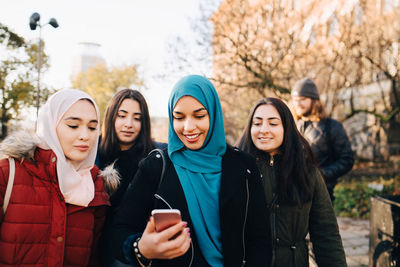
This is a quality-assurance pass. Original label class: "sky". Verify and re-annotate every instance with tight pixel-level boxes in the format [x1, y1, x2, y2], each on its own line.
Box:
[0, 0, 204, 118]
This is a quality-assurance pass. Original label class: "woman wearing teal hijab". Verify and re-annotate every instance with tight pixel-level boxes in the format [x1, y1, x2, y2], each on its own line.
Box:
[112, 75, 271, 267]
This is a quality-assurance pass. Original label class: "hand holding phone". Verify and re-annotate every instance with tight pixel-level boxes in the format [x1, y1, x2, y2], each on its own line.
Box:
[139, 209, 190, 260]
[151, 209, 182, 232]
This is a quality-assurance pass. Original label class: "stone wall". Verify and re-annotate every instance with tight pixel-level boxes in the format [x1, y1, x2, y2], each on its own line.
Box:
[328, 80, 399, 161]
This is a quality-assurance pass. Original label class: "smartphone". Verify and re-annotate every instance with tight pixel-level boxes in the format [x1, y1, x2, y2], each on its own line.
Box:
[151, 209, 182, 232]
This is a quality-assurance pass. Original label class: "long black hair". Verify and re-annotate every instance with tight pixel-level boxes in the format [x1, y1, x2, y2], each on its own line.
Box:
[237, 97, 316, 204]
[98, 89, 154, 164]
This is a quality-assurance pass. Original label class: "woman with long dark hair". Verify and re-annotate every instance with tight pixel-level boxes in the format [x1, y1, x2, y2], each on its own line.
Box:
[97, 89, 165, 266]
[237, 97, 346, 267]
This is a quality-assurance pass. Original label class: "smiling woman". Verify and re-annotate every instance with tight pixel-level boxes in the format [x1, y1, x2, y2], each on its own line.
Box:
[172, 95, 210, 150]
[237, 97, 347, 267]
[250, 104, 284, 156]
[111, 75, 272, 267]
[96, 89, 166, 267]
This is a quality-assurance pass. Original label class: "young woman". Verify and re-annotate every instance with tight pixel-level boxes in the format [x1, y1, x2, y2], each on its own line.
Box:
[111, 75, 271, 266]
[291, 77, 354, 201]
[96, 89, 165, 266]
[237, 97, 347, 267]
[0, 89, 116, 266]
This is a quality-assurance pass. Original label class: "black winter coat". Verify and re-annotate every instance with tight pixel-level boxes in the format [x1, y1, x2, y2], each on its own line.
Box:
[97, 141, 166, 267]
[296, 118, 354, 190]
[112, 145, 272, 267]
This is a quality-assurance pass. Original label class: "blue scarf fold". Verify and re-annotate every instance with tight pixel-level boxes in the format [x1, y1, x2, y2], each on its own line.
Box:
[168, 75, 226, 267]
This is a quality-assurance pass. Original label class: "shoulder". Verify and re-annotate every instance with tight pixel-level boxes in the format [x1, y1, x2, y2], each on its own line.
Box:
[323, 118, 343, 129]
[144, 147, 168, 161]
[0, 131, 37, 161]
[323, 118, 349, 138]
[223, 145, 258, 171]
[225, 145, 249, 159]
[308, 166, 326, 188]
[139, 147, 169, 174]
[91, 165, 105, 188]
[153, 141, 167, 150]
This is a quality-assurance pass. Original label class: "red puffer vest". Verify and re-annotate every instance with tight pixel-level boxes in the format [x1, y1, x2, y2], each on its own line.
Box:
[0, 148, 110, 267]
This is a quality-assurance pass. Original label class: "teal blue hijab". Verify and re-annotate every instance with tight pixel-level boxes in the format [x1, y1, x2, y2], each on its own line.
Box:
[168, 75, 226, 267]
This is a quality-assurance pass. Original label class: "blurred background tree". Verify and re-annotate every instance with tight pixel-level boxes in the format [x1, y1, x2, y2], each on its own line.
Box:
[210, 0, 400, 160]
[70, 63, 145, 120]
[0, 22, 52, 139]
[161, 0, 221, 85]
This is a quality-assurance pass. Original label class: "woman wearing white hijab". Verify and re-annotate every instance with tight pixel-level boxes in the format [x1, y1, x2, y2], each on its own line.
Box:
[0, 89, 117, 266]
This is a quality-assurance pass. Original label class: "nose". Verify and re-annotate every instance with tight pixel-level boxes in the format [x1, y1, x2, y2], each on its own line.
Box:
[184, 118, 195, 131]
[124, 118, 133, 128]
[259, 122, 269, 133]
[79, 127, 90, 140]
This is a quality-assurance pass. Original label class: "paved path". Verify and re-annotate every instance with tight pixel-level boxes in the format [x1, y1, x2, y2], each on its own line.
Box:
[337, 217, 370, 267]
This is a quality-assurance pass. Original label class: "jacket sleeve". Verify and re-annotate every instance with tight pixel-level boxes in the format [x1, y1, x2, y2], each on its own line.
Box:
[244, 155, 272, 266]
[110, 155, 160, 264]
[321, 120, 354, 184]
[309, 168, 347, 267]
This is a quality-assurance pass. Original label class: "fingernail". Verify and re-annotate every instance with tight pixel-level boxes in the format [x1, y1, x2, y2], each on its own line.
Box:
[182, 222, 188, 227]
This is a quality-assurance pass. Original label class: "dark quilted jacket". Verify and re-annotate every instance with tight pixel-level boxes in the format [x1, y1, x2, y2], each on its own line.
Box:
[257, 155, 347, 267]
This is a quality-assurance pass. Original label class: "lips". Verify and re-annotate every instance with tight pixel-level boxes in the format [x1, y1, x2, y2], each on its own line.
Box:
[258, 137, 273, 142]
[75, 145, 89, 152]
[184, 133, 200, 143]
[121, 131, 134, 136]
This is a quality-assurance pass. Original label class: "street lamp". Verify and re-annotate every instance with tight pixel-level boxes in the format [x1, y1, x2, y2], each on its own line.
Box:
[29, 12, 59, 118]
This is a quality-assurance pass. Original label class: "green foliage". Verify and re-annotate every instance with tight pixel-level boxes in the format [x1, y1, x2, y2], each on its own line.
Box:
[0, 22, 52, 139]
[0, 23, 25, 48]
[71, 63, 145, 120]
[334, 177, 397, 219]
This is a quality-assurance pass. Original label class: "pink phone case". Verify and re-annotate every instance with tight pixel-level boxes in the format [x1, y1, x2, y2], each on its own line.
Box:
[151, 209, 182, 232]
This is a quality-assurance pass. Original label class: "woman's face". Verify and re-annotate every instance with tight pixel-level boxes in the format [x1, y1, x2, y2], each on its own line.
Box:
[114, 98, 142, 151]
[56, 100, 98, 167]
[173, 96, 210, 150]
[292, 96, 313, 117]
[250, 104, 284, 156]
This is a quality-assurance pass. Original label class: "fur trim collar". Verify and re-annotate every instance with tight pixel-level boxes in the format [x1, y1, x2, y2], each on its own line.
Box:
[0, 131, 37, 161]
[100, 161, 120, 196]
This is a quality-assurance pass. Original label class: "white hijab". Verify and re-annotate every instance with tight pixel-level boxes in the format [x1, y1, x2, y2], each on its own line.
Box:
[36, 89, 100, 207]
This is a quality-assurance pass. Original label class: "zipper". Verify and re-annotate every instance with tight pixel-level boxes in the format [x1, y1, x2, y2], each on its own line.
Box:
[269, 155, 274, 166]
[241, 178, 250, 267]
[270, 194, 278, 266]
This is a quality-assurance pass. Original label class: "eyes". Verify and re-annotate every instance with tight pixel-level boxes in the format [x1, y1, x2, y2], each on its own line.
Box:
[67, 125, 97, 131]
[173, 114, 207, 120]
[252, 120, 280, 127]
[117, 113, 141, 121]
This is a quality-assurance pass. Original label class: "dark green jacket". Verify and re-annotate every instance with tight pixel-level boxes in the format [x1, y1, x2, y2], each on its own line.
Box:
[257, 155, 347, 267]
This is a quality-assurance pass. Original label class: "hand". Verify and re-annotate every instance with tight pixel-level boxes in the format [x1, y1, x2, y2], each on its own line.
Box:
[138, 216, 191, 260]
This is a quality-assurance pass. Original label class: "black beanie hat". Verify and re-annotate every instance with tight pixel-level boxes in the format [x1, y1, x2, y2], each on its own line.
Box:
[291, 77, 320, 99]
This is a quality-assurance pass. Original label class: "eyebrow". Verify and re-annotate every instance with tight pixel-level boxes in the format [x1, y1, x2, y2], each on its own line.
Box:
[118, 109, 142, 116]
[64, 117, 98, 123]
